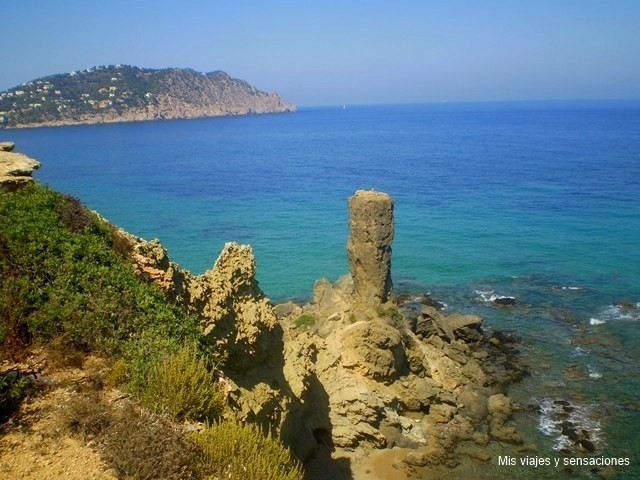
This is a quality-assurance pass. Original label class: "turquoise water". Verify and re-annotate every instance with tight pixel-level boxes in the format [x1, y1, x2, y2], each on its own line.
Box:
[6, 101, 640, 477]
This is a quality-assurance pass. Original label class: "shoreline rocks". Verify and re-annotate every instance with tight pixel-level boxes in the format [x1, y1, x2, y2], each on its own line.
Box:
[0, 143, 41, 190]
[31, 173, 527, 474]
[272, 189, 527, 471]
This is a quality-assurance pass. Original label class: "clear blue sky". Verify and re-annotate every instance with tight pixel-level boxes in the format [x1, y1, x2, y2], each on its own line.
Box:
[2, 1, 639, 105]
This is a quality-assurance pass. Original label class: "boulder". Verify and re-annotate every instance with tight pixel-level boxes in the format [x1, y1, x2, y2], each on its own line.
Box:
[273, 301, 303, 319]
[458, 389, 490, 421]
[0, 149, 41, 190]
[404, 451, 429, 467]
[444, 313, 483, 331]
[0, 141, 15, 152]
[443, 312, 483, 342]
[487, 394, 522, 444]
[339, 321, 407, 382]
[429, 403, 457, 423]
[346, 190, 394, 305]
[492, 296, 516, 307]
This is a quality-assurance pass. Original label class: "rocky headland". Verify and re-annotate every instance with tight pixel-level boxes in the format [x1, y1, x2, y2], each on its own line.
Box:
[1, 150, 530, 479]
[0, 65, 295, 128]
[116, 186, 529, 477]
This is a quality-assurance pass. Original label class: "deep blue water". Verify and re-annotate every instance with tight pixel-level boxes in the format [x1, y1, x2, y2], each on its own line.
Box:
[6, 101, 640, 477]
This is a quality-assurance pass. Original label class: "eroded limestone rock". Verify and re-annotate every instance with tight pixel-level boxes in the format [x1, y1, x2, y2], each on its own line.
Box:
[0, 145, 40, 190]
[126, 235, 278, 372]
[119, 186, 525, 467]
[347, 190, 394, 305]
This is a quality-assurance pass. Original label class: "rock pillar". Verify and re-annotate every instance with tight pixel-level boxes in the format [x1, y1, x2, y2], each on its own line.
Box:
[347, 190, 394, 305]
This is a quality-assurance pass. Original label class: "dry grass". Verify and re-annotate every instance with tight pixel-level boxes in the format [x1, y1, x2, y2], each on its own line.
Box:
[60, 392, 113, 442]
[102, 409, 199, 480]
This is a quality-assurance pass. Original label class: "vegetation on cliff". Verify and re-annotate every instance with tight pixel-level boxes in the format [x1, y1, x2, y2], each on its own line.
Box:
[0, 183, 302, 479]
[0, 65, 295, 128]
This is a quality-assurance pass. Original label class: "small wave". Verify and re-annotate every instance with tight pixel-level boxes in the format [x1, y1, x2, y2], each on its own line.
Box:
[596, 303, 640, 322]
[552, 285, 583, 291]
[537, 399, 602, 452]
[572, 346, 589, 357]
[474, 289, 514, 304]
[589, 318, 606, 325]
[588, 366, 603, 379]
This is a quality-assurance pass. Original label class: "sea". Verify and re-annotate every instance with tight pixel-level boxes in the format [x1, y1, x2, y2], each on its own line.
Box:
[7, 101, 640, 478]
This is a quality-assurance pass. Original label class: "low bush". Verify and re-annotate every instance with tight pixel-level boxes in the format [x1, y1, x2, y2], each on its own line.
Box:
[294, 314, 316, 328]
[0, 371, 30, 422]
[102, 409, 199, 480]
[60, 392, 113, 441]
[0, 183, 204, 359]
[138, 343, 225, 422]
[61, 391, 198, 480]
[376, 306, 404, 326]
[190, 421, 303, 480]
[104, 358, 128, 387]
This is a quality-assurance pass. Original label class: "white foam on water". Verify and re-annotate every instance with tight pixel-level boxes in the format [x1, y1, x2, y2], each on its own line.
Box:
[537, 398, 602, 451]
[597, 303, 640, 322]
[588, 366, 603, 379]
[473, 289, 514, 303]
[553, 285, 583, 291]
[572, 346, 589, 357]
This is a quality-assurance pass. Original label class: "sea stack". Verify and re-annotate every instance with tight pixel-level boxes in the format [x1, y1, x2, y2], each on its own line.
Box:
[347, 189, 394, 305]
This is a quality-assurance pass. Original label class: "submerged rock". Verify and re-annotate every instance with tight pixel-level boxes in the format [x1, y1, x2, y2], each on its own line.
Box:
[493, 296, 516, 307]
[347, 189, 394, 306]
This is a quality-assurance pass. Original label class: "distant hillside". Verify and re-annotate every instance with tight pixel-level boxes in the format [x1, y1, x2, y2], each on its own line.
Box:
[0, 65, 295, 128]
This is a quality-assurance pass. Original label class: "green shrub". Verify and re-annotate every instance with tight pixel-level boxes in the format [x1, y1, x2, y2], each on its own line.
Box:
[376, 306, 404, 326]
[139, 343, 225, 422]
[0, 183, 202, 358]
[190, 421, 303, 480]
[0, 371, 29, 422]
[104, 358, 128, 387]
[294, 314, 316, 328]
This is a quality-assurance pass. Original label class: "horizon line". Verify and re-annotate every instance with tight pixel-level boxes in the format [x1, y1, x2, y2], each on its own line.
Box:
[298, 98, 640, 109]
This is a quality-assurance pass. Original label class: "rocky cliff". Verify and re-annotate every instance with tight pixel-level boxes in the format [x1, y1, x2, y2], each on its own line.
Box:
[5, 144, 525, 478]
[118, 181, 527, 477]
[0, 65, 295, 128]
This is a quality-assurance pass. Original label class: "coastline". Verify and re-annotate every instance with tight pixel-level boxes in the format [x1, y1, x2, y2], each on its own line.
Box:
[2, 107, 296, 130]
[3, 98, 639, 479]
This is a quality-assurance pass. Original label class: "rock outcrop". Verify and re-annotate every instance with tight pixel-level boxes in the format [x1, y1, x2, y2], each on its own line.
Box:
[0, 143, 40, 190]
[120, 234, 279, 373]
[109, 185, 525, 473]
[272, 190, 526, 475]
[347, 190, 394, 306]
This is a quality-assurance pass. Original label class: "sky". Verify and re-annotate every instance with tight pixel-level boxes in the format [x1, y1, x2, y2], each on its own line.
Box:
[2, 1, 639, 106]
